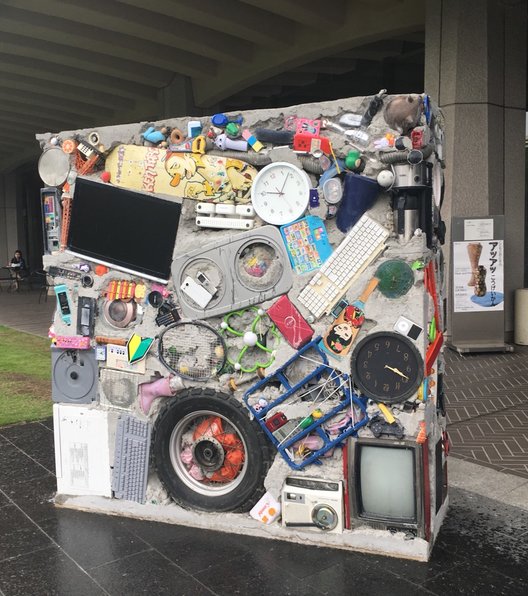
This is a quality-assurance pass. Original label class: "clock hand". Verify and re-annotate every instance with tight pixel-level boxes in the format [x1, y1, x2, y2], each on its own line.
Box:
[384, 365, 409, 380]
[279, 172, 289, 195]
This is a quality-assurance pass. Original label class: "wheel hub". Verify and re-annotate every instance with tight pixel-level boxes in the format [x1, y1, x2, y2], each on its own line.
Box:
[192, 437, 225, 472]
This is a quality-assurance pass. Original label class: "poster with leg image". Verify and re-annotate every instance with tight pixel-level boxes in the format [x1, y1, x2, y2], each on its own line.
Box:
[453, 239, 504, 312]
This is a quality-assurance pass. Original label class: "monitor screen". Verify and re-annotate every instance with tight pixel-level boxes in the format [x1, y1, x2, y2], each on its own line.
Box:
[348, 438, 424, 534]
[67, 178, 181, 282]
[359, 445, 416, 520]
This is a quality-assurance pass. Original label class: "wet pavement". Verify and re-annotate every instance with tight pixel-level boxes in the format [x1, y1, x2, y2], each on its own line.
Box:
[0, 418, 527, 595]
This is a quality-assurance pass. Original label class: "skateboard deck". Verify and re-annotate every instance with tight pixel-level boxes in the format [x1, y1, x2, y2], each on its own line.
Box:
[321, 277, 379, 358]
[105, 144, 257, 204]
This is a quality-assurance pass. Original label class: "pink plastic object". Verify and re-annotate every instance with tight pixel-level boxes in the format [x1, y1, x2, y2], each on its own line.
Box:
[54, 335, 91, 349]
[180, 446, 194, 465]
[139, 376, 173, 415]
[150, 283, 170, 298]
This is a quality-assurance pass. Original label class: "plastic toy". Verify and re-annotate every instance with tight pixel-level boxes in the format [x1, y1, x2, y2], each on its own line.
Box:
[141, 126, 167, 144]
[220, 307, 280, 373]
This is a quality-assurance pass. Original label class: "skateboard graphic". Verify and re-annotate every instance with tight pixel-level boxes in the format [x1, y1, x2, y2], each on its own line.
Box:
[321, 277, 379, 358]
[105, 144, 257, 204]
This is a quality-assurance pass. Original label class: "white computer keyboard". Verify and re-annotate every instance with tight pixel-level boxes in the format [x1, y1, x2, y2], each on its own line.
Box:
[298, 214, 389, 318]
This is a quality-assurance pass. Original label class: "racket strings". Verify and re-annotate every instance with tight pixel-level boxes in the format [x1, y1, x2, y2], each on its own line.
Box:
[160, 323, 226, 380]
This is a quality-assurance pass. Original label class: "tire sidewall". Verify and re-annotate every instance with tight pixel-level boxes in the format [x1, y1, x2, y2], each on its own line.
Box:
[152, 388, 269, 512]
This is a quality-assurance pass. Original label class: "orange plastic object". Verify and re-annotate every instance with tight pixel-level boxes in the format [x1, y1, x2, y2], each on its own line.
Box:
[95, 265, 109, 276]
[170, 128, 185, 144]
[62, 139, 78, 154]
[193, 416, 245, 483]
[416, 421, 427, 444]
[75, 150, 99, 175]
[59, 196, 72, 251]
[106, 280, 136, 301]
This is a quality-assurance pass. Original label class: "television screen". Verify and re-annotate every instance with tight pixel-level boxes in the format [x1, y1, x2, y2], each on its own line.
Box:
[348, 438, 424, 535]
[67, 178, 181, 282]
[359, 445, 415, 520]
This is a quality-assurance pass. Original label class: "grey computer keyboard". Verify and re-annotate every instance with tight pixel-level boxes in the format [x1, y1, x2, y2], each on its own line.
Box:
[112, 414, 151, 504]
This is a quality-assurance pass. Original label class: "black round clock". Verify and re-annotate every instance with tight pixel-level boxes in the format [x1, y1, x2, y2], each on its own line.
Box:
[350, 331, 424, 404]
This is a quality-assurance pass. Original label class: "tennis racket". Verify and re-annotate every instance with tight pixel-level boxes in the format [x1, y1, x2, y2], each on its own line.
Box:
[158, 321, 227, 381]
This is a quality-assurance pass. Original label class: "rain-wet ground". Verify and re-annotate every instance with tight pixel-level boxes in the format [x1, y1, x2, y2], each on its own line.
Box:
[0, 418, 527, 595]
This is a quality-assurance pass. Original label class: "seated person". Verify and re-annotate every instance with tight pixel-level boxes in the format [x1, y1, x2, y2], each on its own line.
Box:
[8, 249, 28, 290]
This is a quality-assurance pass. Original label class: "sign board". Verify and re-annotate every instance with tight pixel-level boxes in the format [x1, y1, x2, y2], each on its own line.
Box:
[449, 216, 512, 353]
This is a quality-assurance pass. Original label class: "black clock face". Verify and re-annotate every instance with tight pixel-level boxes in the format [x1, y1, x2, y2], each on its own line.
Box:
[350, 331, 424, 404]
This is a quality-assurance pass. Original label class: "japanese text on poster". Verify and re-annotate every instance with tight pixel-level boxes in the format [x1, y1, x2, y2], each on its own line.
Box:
[453, 240, 504, 312]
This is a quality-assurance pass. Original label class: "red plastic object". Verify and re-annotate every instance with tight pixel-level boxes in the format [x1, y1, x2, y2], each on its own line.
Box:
[426, 332, 444, 375]
[267, 295, 314, 349]
[265, 411, 288, 432]
[293, 133, 331, 155]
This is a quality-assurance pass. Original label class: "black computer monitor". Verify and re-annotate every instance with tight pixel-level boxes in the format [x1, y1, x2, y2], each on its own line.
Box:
[67, 177, 181, 282]
[348, 437, 424, 537]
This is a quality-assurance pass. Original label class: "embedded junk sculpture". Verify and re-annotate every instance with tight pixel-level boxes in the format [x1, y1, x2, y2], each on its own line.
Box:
[38, 92, 448, 561]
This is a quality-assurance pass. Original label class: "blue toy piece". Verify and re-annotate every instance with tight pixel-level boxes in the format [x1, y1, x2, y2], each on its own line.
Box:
[141, 126, 166, 144]
[244, 337, 369, 470]
[211, 113, 243, 128]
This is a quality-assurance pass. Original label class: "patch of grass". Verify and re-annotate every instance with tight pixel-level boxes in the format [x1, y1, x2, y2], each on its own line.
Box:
[0, 326, 52, 427]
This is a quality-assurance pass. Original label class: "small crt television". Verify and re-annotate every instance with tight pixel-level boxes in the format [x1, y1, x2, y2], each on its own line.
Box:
[347, 437, 425, 537]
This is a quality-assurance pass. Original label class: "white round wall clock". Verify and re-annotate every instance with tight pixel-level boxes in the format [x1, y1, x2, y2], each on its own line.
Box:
[251, 162, 310, 225]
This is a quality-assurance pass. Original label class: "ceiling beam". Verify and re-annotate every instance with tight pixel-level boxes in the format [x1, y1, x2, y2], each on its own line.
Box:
[0, 38, 174, 88]
[0, 54, 157, 100]
[292, 58, 358, 75]
[115, 0, 295, 46]
[193, 0, 425, 105]
[0, 110, 90, 132]
[240, 0, 347, 27]
[0, 6, 218, 79]
[0, 90, 115, 121]
[0, 0, 252, 65]
[0, 134, 31, 147]
[264, 72, 319, 87]
[0, 72, 136, 111]
[0, 118, 51, 136]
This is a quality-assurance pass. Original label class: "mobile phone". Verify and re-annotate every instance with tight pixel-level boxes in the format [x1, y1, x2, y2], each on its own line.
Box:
[54, 284, 72, 325]
[181, 276, 213, 309]
[196, 271, 218, 297]
[267, 295, 314, 349]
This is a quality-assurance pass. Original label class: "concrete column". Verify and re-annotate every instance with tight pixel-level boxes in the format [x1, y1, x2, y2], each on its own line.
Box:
[425, 0, 527, 339]
[0, 173, 19, 267]
[157, 74, 201, 119]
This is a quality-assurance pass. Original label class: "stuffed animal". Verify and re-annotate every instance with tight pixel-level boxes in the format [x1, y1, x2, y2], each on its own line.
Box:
[383, 94, 423, 134]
